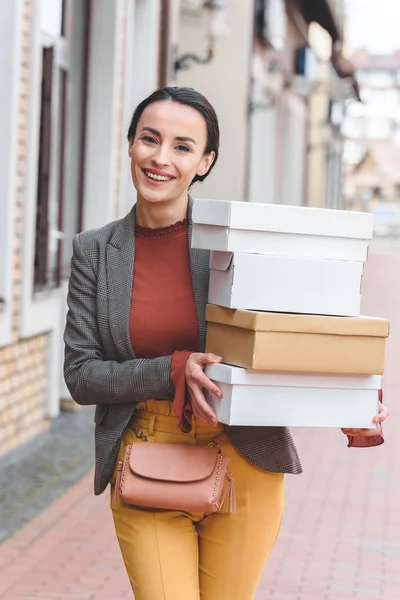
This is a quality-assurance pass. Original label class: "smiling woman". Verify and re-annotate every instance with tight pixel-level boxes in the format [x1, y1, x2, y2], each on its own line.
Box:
[126, 87, 219, 228]
[64, 86, 292, 600]
[64, 85, 388, 599]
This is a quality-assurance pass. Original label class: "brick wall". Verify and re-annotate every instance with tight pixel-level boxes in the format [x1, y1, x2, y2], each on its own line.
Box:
[0, 0, 50, 456]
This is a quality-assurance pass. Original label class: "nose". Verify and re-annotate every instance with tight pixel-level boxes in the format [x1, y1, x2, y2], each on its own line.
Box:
[151, 144, 171, 168]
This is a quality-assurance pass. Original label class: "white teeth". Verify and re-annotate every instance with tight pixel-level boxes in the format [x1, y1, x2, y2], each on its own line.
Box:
[144, 170, 173, 182]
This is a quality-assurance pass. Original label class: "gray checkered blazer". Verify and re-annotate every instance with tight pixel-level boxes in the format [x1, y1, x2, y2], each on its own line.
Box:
[64, 197, 302, 495]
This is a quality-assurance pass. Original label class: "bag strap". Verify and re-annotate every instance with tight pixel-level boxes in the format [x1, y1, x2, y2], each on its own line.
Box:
[209, 433, 229, 447]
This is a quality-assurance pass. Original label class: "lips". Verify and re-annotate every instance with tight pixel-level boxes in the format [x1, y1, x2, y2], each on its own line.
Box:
[142, 168, 176, 183]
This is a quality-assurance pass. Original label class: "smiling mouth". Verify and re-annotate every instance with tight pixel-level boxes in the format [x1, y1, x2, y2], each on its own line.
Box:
[142, 169, 175, 183]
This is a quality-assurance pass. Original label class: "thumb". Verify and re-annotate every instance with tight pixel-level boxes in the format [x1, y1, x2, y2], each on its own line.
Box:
[200, 353, 223, 365]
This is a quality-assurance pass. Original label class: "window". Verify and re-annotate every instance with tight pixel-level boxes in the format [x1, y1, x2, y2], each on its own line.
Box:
[34, 46, 68, 291]
[34, 0, 89, 291]
[34, 46, 53, 290]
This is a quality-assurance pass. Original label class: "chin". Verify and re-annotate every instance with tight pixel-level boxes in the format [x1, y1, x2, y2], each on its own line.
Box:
[136, 184, 174, 205]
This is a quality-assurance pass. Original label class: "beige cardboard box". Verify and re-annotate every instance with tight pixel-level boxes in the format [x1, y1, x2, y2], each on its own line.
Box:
[206, 305, 389, 375]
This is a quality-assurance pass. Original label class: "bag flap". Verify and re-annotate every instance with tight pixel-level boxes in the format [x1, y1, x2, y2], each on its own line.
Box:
[129, 443, 220, 483]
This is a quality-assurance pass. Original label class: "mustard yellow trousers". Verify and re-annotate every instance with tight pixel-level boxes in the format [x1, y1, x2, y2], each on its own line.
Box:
[110, 401, 284, 600]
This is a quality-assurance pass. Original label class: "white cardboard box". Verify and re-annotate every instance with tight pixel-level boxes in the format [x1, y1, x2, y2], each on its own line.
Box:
[208, 252, 363, 316]
[205, 363, 381, 428]
[192, 199, 373, 262]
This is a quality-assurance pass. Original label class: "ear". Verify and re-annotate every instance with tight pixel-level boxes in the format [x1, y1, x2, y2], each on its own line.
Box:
[197, 151, 216, 177]
[128, 139, 134, 157]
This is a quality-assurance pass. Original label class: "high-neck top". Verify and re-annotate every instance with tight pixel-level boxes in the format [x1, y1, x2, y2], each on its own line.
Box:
[130, 218, 198, 360]
[135, 218, 188, 240]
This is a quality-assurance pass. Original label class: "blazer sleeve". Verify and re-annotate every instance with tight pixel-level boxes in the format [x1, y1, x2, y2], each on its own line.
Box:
[63, 234, 175, 406]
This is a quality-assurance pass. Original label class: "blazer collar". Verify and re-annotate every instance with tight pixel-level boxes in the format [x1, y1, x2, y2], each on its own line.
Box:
[108, 195, 195, 250]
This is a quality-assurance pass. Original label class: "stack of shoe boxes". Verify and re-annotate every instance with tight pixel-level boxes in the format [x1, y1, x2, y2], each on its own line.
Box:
[191, 199, 389, 428]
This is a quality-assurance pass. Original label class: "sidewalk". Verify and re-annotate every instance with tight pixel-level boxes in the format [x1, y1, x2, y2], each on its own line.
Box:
[0, 245, 399, 600]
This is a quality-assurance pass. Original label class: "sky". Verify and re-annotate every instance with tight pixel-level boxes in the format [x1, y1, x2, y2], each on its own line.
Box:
[345, 0, 400, 54]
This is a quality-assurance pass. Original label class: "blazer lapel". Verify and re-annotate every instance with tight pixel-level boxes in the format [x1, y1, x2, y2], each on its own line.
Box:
[106, 206, 136, 360]
[187, 196, 210, 353]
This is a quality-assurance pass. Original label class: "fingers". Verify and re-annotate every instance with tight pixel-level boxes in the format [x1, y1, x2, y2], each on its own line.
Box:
[186, 362, 223, 398]
[344, 401, 389, 435]
[188, 387, 218, 425]
[190, 353, 222, 367]
[194, 370, 223, 398]
[373, 403, 389, 424]
[202, 353, 223, 364]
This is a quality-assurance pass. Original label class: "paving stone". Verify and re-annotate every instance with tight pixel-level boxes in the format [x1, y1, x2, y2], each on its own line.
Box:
[0, 406, 94, 542]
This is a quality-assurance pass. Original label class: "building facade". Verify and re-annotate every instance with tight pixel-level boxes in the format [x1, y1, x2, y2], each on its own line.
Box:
[343, 50, 400, 209]
[0, 0, 161, 455]
[0, 0, 355, 457]
[168, 0, 356, 209]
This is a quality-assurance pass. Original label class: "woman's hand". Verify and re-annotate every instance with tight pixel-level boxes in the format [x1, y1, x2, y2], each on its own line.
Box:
[341, 400, 389, 438]
[185, 353, 223, 425]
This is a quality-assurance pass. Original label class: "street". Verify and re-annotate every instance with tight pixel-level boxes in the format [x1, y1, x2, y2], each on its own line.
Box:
[0, 243, 399, 600]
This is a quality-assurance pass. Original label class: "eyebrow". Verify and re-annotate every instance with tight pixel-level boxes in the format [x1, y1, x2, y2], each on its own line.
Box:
[141, 126, 197, 145]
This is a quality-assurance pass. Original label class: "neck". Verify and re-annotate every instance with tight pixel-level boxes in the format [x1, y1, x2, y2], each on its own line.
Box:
[135, 194, 189, 228]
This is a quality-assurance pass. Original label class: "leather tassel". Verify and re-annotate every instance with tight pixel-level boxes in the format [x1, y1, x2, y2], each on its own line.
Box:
[114, 460, 123, 502]
[220, 472, 236, 514]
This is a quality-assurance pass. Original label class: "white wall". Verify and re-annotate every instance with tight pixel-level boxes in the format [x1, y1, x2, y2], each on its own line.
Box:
[83, 0, 161, 227]
[122, 0, 161, 214]
[248, 105, 277, 204]
[82, 0, 122, 230]
[277, 92, 307, 206]
[174, 1, 254, 202]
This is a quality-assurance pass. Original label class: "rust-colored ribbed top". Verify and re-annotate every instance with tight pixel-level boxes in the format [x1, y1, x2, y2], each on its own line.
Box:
[130, 219, 198, 359]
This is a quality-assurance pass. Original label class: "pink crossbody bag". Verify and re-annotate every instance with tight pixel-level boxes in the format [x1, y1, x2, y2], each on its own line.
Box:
[114, 427, 236, 514]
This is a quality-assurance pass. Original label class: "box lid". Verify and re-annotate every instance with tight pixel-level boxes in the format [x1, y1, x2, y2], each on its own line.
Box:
[206, 304, 390, 337]
[193, 199, 374, 240]
[205, 362, 382, 389]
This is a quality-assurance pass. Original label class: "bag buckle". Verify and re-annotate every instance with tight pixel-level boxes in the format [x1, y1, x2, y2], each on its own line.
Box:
[133, 426, 149, 442]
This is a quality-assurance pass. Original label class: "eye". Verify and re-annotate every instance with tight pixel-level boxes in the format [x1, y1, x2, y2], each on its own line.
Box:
[176, 144, 190, 152]
[141, 135, 157, 144]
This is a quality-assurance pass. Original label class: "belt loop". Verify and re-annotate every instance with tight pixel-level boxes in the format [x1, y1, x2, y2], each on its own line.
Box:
[149, 414, 157, 437]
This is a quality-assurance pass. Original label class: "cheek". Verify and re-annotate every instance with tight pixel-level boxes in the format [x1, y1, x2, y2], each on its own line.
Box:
[178, 156, 203, 180]
[130, 144, 149, 169]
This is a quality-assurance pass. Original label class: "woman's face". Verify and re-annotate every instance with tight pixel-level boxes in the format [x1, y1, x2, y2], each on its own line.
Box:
[128, 100, 215, 207]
